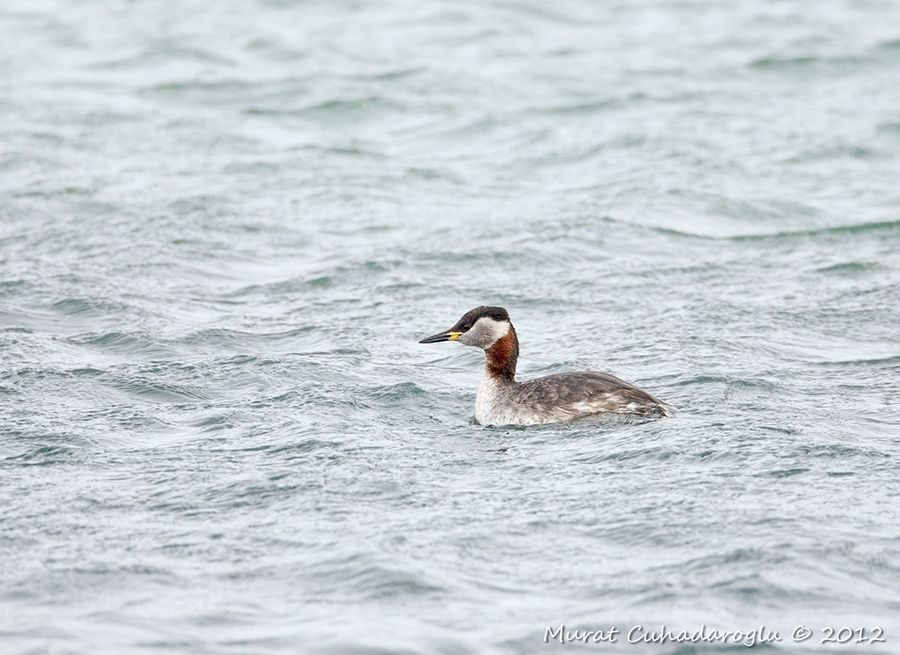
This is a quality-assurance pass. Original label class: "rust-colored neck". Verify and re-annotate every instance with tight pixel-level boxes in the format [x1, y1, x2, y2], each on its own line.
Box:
[485, 324, 518, 383]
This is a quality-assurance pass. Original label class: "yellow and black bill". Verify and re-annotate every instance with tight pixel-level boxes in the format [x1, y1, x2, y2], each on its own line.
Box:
[418, 330, 462, 344]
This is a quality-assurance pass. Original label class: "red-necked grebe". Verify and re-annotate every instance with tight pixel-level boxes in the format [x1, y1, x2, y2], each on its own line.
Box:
[419, 306, 671, 426]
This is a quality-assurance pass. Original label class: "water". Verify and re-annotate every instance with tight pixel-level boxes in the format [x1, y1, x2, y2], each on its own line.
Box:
[2, 1, 900, 653]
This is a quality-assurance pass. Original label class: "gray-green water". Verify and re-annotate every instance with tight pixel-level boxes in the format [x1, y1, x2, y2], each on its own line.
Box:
[2, 1, 900, 653]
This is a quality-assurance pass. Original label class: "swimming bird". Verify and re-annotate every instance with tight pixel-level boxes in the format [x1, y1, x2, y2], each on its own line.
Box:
[419, 306, 671, 426]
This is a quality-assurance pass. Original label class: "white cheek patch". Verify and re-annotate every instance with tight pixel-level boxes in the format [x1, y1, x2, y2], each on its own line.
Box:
[480, 317, 510, 343]
[462, 316, 509, 348]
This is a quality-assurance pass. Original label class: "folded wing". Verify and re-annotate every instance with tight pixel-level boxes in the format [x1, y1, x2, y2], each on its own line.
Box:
[516, 372, 670, 418]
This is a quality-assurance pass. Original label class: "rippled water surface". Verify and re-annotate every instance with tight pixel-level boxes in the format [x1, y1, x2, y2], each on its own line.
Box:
[3, 1, 900, 653]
